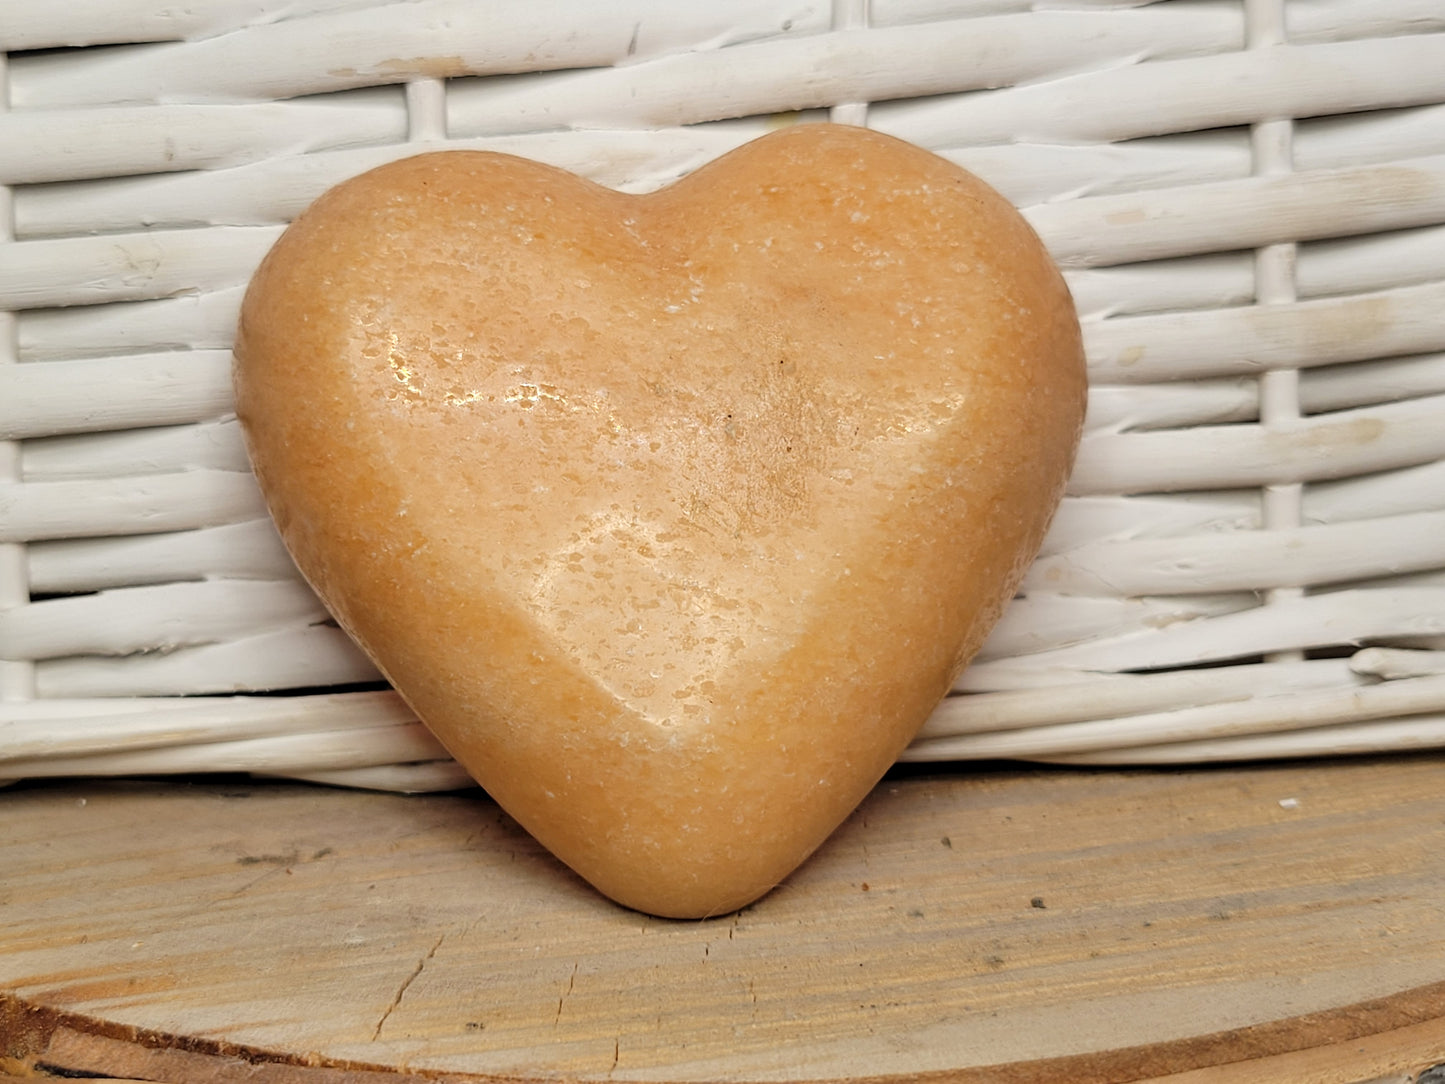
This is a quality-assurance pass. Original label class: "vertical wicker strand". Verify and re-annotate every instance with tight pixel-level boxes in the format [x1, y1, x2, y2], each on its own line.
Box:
[406, 77, 448, 143]
[1247, 0, 1304, 660]
[0, 51, 37, 702]
[829, 0, 869, 127]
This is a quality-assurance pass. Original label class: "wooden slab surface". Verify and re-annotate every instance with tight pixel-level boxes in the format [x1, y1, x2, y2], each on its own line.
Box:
[4, 757, 1445, 1082]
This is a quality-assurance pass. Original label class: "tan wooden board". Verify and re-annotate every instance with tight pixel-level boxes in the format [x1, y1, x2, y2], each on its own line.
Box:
[4, 757, 1445, 1082]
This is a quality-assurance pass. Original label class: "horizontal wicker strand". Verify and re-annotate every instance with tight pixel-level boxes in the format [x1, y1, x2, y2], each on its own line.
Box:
[10, 127, 778, 234]
[876, 35, 1445, 147]
[0, 95, 407, 187]
[7, 0, 826, 108]
[0, 471, 266, 544]
[1023, 510, 1445, 596]
[34, 626, 380, 698]
[1305, 459, 1445, 520]
[1083, 380, 1259, 433]
[0, 722, 448, 779]
[975, 594, 1255, 664]
[17, 289, 246, 361]
[276, 761, 473, 792]
[1353, 647, 1445, 679]
[918, 659, 1363, 739]
[1069, 393, 1445, 494]
[5, 389, 1440, 543]
[0, 226, 282, 310]
[1026, 154, 1445, 269]
[1083, 350, 1445, 433]
[906, 674, 1445, 761]
[443, 9, 1242, 137]
[27, 519, 294, 594]
[962, 588, 1445, 686]
[0, 689, 412, 761]
[23, 420, 247, 480]
[5, 0, 385, 51]
[1041, 714, 1445, 765]
[1085, 281, 1445, 383]
[16, 142, 1445, 276]
[0, 579, 327, 661]
[876, 0, 1444, 41]
[11, 0, 1431, 55]
[0, 351, 234, 441]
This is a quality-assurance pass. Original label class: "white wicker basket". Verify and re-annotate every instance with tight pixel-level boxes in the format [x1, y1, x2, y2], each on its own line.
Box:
[3, 0, 1445, 792]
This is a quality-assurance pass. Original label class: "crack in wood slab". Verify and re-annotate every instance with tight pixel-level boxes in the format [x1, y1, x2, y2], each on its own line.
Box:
[554, 961, 579, 1028]
[370, 935, 444, 1043]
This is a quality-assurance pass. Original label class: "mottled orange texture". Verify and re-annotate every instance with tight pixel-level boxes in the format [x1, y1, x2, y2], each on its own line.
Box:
[234, 124, 1085, 918]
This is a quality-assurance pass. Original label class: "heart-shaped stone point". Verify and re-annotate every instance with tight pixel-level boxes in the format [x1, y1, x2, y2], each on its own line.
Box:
[235, 124, 1085, 918]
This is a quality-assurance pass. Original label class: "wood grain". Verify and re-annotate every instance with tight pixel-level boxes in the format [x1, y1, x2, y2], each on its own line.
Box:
[4, 757, 1445, 1081]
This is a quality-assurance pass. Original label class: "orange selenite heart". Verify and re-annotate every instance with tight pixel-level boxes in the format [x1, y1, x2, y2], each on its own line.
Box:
[234, 124, 1085, 918]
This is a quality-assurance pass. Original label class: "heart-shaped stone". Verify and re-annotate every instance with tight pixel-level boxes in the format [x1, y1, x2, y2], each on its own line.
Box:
[235, 124, 1084, 918]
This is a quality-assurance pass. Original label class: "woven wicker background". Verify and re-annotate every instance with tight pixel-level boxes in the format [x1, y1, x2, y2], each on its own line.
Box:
[3, 0, 1445, 790]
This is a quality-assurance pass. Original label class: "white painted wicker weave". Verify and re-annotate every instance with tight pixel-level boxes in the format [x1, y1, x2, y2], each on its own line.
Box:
[3, 0, 1445, 792]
